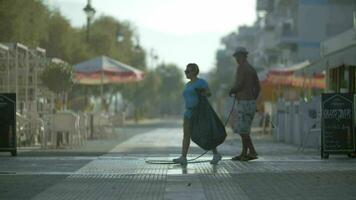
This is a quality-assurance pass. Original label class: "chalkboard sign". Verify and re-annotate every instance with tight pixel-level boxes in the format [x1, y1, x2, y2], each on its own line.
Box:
[321, 93, 354, 154]
[354, 95, 356, 125]
[0, 93, 16, 156]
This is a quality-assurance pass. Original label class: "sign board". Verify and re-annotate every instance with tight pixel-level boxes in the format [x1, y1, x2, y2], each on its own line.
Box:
[0, 93, 16, 156]
[353, 94, 356, 148]
[321, 93, 354, 154]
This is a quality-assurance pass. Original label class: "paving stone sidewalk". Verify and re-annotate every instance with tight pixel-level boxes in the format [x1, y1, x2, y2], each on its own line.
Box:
[1, 120, 356, 200]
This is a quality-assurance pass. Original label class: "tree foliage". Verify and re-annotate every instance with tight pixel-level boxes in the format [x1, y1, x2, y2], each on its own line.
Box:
[119, 70, 162, 120]
[209, 49, 235, 100]
[154, 63, 184, 116]
[40, 62, 73, 94]
[0, 0, 49, 46]
[88, 16, 145, 70]
[41, 11, 90, 64]
[117, 63, 184, 120]
[207, 49, 236, 118]
[0, 0, 186, 119]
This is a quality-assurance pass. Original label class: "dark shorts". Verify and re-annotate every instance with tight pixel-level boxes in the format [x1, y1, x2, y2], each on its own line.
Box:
[232, 100, 256, 134]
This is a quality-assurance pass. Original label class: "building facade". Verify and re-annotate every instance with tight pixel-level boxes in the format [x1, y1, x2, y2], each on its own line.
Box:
[254, 0, 356, 69]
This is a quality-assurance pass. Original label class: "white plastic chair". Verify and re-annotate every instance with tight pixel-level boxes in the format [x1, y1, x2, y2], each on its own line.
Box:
[49, 111, 79, 148]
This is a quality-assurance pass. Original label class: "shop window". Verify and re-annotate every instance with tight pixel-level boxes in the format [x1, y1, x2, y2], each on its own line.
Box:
[329, 68, 338, 92]
[339, 66, 350, 93]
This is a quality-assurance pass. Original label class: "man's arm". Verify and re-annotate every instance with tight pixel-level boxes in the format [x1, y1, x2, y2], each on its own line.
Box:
[255, 73, 261, 99]
[254, 73, 262, 112]
[229, 67, 245, 96]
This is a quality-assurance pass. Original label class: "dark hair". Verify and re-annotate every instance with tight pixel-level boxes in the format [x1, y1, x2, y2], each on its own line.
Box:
[187, 63, 199, 75]
[233, 52, 248, 58]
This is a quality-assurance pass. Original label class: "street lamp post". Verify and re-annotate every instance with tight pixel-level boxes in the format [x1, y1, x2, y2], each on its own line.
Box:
[83, 0, 96, 139]
[83, 0, 96, 42]
[150, 48, 159, 69]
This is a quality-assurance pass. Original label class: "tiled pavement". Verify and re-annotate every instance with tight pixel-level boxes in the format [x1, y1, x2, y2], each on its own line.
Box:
[4, 155, 354, 200]
[1, 123, 356, 200]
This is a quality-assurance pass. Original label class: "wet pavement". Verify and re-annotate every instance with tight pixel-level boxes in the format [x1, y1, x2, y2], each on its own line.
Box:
[1, 119, 356, 199]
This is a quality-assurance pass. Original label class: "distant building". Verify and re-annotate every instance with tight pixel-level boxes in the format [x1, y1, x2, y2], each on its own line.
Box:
[254, 0, 356, 68]
[219, 0, 356, 71]
[221, 26, 261, 70]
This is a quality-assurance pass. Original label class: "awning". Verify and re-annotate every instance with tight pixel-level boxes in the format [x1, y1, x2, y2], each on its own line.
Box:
[265, 61, 310, 85]
[265, 60, 325, 89]
[296, 44, 356, 75]
[266, 73, 325, 89]
[289, 74, 325, 89]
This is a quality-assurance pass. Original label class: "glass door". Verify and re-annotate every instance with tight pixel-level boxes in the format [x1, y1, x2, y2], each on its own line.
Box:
[328, 67, 339, 92]
[339, 65, 350, 93]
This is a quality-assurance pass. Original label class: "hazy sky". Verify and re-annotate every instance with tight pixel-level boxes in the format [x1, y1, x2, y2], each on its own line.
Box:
[46, 0, 256, 72]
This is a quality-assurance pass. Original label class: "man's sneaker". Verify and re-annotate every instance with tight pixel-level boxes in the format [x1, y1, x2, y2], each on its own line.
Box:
[172, 156, 187, 165]
[210, 153, 222, 164]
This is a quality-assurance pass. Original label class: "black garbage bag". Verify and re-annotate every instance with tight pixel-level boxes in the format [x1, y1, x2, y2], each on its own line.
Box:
[190, 94, 227, 150]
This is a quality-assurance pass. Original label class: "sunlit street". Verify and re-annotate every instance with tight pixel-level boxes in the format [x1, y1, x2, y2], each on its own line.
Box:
[1, 119, 356, 199]
[1, 0, 356, 199]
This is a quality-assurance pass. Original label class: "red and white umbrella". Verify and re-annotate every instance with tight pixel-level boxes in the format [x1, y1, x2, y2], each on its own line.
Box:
[74, 56, 144, 85]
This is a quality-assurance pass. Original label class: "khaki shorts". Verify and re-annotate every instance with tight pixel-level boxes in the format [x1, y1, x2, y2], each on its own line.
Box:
[232, 100, 256, 134]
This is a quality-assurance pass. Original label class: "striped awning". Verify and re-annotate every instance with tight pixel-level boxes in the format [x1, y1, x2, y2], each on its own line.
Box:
[264, 61, 325, 89]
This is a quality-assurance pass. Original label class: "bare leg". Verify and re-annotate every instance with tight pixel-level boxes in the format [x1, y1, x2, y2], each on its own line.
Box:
[210, 147, 222, 164]
[181, 119, 190, 157]
[232, 134, 249, 160]
[240, 134, 248, 156]
[246, 135, 257, 156]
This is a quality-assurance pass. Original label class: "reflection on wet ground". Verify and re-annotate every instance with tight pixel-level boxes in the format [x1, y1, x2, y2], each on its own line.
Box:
[166, 164, 220, 175]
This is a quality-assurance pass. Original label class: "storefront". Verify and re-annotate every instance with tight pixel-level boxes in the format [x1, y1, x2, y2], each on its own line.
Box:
[298, 28, 356, 158]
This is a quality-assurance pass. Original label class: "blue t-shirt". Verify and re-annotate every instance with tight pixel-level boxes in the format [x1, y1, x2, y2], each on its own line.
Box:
[183, 78, 209, 118]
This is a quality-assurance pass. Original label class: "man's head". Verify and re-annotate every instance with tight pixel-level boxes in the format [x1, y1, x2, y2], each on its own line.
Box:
[233, 47, 248, 64]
